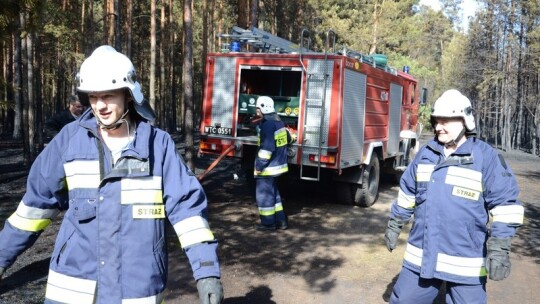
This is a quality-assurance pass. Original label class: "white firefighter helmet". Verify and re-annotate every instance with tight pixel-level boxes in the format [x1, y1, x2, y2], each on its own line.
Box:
[256, 96, 275, 114]
[431, 89, 475, 131]
[76, 45, 155, 121]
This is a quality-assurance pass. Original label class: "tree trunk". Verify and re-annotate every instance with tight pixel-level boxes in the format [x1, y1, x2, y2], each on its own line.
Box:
[35, 34, 44, 153]
[183, 0, 195, 169]
[210, 0, 215, 52]
[87, 0, 95, 54]
[149, 0, 156, 120]
[369, 0, 383, 55]
[125, 0, 132, 57]
[81, 0, 86, 47]
[20, 12, 30, 166]
[237, 0, 248, 29]
[201, 0, 208, 123]
[250, 0, 258, 28]
[503, 73, 511, 151]
[114, 0, 121, 51]
[26, 30, 36, 161]
[169, 0, 176, 131]
[276, 0, 286, 38]
[160, 1, 166, 129]
[502, 1, 514, 152]
[106, 0, 115, 45]
[12, 28, 22, 140]
[218, 0, 223, 51]
[515, 14, 524, 150]
[534, 103, 539, 155]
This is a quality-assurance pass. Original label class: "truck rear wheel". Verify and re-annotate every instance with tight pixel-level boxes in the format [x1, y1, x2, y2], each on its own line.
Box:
[355, 154, 380, 207]
[336, 154, 380, 207]
[336, 182, 355, 205]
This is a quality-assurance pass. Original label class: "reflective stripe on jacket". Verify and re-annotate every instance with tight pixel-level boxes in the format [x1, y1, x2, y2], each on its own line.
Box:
[254, 114, 290, 177]
[0, 109, 220, 303]
[390, 137, 524, 284]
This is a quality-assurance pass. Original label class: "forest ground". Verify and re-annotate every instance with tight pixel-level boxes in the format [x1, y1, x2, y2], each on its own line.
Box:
[0, 134, 539, 304]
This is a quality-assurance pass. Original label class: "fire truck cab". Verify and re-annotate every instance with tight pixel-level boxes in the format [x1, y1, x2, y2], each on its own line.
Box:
[199, 26, 422, 207]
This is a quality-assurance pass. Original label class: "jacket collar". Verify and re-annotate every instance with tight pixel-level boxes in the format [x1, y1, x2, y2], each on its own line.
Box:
[427, 136, 476, 156]
[79, 109, 150, 160]
[262, 113, 280, 121]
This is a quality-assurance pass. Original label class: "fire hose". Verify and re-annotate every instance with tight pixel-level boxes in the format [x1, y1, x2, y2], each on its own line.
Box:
[197, 144, 238, 181]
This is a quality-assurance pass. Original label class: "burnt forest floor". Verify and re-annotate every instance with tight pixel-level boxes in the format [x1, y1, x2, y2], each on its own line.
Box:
[0, 134, 539, 304]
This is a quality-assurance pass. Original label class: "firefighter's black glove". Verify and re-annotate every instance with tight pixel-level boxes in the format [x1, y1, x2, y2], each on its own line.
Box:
[486, 237, 512, 281]
[384, 218, 406, 252]
[197, 277, 224, 304]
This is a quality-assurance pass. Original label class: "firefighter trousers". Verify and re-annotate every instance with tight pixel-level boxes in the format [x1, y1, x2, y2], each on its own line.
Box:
[255, 177, 286, 226]
[390, 267, 486, 304]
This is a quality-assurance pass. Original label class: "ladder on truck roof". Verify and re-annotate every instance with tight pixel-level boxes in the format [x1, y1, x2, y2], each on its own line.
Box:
[219, 26, 312, 54]
[299, 29, 336, 182]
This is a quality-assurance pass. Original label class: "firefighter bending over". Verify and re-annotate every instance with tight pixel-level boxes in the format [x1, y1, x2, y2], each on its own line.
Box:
[253, 96, 292, 231]
[384, 89, 524, 303]
[0, 45, 223, 304]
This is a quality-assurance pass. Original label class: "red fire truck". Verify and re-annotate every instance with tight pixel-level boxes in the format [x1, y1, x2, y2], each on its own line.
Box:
[199, 26, 424, 207]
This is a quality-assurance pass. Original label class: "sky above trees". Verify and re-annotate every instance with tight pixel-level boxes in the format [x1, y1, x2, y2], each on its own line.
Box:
[419, 0, 480, 30]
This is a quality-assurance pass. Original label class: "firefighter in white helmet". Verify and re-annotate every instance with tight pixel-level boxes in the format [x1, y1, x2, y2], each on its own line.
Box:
[384, 89, 524, 303]
[430, 89, 477, 147]
[0, 45, 224, 304]
[253, 96, 292, 231]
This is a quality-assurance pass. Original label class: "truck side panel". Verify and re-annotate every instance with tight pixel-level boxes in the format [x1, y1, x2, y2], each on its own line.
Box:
[210, 57, 237, 129]
[340, 69, 366, 169]
[387, 83, 403, 156]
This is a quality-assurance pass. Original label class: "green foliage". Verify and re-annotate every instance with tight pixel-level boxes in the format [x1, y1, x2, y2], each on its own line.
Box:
[528, 21, 540, 70]
[43, 24, 79, 40]
[2, 0, 537, 152]
[440, 33, 468, 90]
[304, 0, 419, 55]
[418, 104, 433, 133]
[0, 0, 20, 41]
[389, 53, 438, 81]
[0, 99, 15, 111]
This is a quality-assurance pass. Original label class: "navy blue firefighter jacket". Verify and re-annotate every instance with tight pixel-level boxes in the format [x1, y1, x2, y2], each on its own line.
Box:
[0, 109, 220, 303]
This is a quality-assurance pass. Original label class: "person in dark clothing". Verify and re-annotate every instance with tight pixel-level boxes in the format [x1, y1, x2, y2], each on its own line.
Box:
[253, 96, 292, 231]
[45, 94, 85, 137]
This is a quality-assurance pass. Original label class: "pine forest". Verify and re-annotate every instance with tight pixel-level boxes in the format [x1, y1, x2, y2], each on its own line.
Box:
[1, 0, 539, 166]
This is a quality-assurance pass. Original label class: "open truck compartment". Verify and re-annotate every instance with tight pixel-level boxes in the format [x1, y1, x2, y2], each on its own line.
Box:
[236, 66, 302, 138]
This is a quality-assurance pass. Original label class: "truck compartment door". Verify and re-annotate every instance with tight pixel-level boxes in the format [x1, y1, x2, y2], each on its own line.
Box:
[340, 70, 367, 169]
[387, 83, 403, 156]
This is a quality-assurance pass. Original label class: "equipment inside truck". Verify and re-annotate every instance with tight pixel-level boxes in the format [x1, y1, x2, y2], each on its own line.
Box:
[237, 66, 302, 137]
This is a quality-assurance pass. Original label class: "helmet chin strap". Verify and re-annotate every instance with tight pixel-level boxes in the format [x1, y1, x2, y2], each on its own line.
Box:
[443, 127, 466, 148]
[96, 109, 130, 130]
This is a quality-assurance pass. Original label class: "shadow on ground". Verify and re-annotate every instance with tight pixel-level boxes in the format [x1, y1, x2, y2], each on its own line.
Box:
[1, 142, 538, 303]
[165, 154, 402, 302]
[513, 202, 540, 264]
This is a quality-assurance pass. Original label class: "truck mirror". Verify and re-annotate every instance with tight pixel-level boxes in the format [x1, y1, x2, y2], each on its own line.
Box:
[420, 88, 428, 105]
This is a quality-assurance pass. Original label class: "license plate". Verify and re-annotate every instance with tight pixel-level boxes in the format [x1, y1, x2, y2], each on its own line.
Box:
[204, 126, 232, 135]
